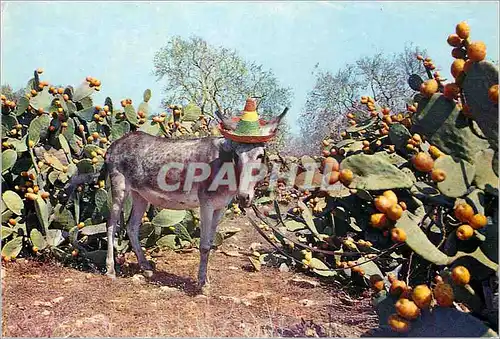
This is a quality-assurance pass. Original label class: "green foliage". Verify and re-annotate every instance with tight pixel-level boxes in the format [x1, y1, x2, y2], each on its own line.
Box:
[0, 70, 231, 267]
[254, 30, 498, 336]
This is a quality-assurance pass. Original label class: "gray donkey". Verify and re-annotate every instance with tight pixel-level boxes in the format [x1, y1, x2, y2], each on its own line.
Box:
[97, 108, 287, 292]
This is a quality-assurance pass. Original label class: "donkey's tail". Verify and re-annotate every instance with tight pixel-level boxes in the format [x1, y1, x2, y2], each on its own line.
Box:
[62, 162, 108, 202]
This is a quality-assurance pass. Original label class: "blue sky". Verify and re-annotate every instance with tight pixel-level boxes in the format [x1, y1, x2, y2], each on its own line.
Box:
[1, 1, 499, 135]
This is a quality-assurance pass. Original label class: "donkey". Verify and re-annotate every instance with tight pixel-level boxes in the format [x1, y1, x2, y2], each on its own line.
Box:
[100, 109, 287, 292]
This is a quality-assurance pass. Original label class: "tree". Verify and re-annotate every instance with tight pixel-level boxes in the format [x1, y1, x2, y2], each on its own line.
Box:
[298, 43, 428, 151]
[152, 36, 293, 121]
[1, 84, 24, 102]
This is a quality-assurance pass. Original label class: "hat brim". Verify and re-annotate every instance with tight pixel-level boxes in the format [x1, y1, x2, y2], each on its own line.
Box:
[219, 117, 277, 143]
[219, 128, 276, 143]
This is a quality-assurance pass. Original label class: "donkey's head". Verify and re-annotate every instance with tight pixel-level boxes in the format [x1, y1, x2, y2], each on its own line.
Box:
[231, 141, 267, 207]
[216, 107, 287, 207]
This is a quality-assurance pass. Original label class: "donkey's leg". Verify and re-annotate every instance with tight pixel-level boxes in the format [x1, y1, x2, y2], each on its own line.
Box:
[106, 170, 128, 278]
[197, 203, 214, 289]
[126, 191, 152, 277]
[198, 207, 225, 290]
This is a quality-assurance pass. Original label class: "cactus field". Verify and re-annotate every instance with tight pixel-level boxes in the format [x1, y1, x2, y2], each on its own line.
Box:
[2, 20, 499, 337]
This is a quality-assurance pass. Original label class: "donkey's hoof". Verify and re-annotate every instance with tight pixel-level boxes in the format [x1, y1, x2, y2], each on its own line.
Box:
[143, 270, 154, 278]
[106, 272, 116, 280]
[198, 283, 210, 296]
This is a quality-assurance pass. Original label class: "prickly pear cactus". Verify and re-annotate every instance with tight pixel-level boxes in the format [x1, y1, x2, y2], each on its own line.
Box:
[252, 22, 498, 337]
[1, 70, 233, 267]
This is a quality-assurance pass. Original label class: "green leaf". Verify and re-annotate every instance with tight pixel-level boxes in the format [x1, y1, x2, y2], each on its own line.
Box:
[395, 211, 450, 265]
[137, 102, 150, 116]
[34, 196, 50, 232]
[28, 114, 51, 144]
[29, 87, 53, 111]
[151, 209, 186, 227]
[46, 229, 64, 247]
[340, 153, 414, 190]
[74, 106, 95, 121]
[174, 224, 192, 242]
[94, 188, 109, 216]
[15, 97, 30, 116]
[2, 190, 24, 215]
[73, 81, 95, 102]
[1, 236, 23, 258]
[156, 234, 178, 249]
[52, 205, 76, 230]
[143, 89, 152, 103]
[2, 150, 17, 174]
[138, 121, 160, 136]
[124, 105, 138, 126]
[58, 134, 72, 162]
[473, 149, 498, 195]
[248, 256, 261, 271]
[111, 121, 130, 141]
[356, 256, 383, 277]
[297, 200, 320, 238]
[76, 159, 94, 174]
[255, 196, 273, 205]
[284, 220, 307, 232]
[182, 103, 201, 121]
[345, 117, 376, 132]
[309, 258, 336, 277]
[80, 223, 107, 236]
[1, 226, 15, 240]
[30, 229, 47, 250]
[434, 155, 475, 198]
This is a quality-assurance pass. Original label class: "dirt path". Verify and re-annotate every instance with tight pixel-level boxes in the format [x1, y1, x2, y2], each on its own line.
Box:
[2, 217, 378, 337]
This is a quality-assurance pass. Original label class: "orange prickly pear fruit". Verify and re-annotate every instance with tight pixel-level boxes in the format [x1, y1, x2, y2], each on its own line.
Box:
[456, 21, 470, 39]
[469, 214, 487, 229]
[447, 34, 462, 47]
[443, 83, 461, 100]
[456, 224, 474, 240]
[370, 274, 385, 291]
[428, 145, 443, 159]
[339, 169, 353, 186]
[454, 203, 474, 223]
[420, 79, 439, 98]
[390, 227, 406, 242]
[395, 298, 421, 320]
[412, 152, 434, 172]
[371, 213, 389, 229]
[451, 266, 470, 286]
[467, 41, 487, 62]
[431, 169, 447, 182]
[387, 204, 404, 221]
[488, 84, 498, 104]
[390, 280, 407, 297]
[451, 59, 466, 78]
[374, 195, 394, 213]
[412, 284, 432, 309]
[388, 314, 411, 333]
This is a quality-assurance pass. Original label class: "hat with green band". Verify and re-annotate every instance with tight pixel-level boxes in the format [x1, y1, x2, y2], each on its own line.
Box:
[219, 98, 287, 143]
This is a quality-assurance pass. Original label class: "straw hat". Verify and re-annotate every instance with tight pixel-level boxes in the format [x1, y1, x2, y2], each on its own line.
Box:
[218, 98, 287, 143]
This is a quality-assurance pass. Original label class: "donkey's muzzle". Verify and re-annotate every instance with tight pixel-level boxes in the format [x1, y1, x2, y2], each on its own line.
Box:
[238, 193, 251, 208]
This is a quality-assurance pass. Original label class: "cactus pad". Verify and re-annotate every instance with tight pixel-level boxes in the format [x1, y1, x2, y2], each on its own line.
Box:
[433, 155, 475, 198]
[340, 153, 414, 190]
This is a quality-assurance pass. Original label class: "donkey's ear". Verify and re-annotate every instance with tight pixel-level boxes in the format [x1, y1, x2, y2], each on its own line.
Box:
[214, 110, 237, 131]
[266, 107, 289, 133]
[220, 139, 233, 152]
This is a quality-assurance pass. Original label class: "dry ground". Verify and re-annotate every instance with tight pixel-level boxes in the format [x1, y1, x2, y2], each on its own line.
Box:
[2, 217, 378, 337]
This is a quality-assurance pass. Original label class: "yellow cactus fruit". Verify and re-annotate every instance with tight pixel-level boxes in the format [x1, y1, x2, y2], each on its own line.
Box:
[467, 41, 487, 62]
[451, 265, 470, 286]
[455, 21, 470, 39]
